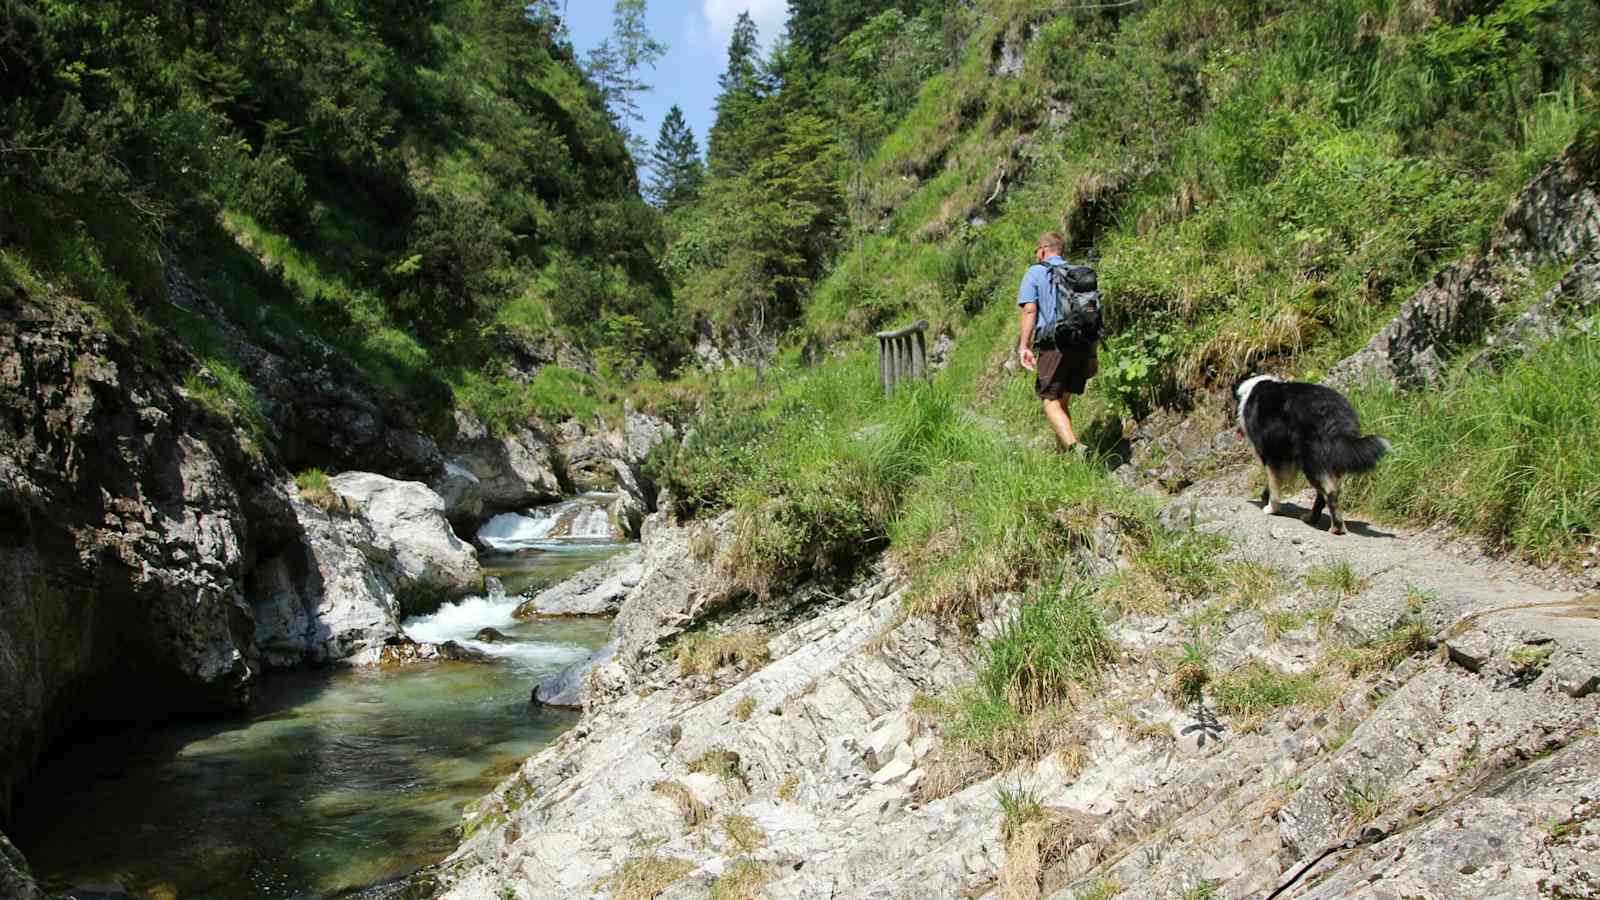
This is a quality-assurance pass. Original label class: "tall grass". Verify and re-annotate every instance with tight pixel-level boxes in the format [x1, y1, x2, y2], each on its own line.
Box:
[1348, 332, 1600, 563]
[980, 582, 1115, 714]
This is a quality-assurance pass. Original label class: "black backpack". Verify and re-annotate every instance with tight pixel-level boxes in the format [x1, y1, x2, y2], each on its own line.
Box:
[1036, 261, 1102, 347]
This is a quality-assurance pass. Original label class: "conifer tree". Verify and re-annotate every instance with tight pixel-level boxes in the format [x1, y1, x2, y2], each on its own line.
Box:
[719, 11, 761, 94]
[584, 0, 666, 158]
[647, 105, 704, 210]
[708, 11, 768, 178]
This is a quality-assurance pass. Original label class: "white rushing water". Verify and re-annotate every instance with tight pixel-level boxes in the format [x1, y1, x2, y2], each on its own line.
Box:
[403, 589, 596, 670]
[476, 494, 621, 552]
[406, 495, 632, 667]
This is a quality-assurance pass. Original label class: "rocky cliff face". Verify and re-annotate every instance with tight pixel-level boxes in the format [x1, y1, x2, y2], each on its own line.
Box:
[0, 295, 297, 820]
[166, 269, 446, 479]
[1329, 137, 1600, 387]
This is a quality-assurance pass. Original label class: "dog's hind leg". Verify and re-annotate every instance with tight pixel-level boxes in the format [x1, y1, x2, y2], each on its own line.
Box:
[1263, 465, 1286, 515]
[1324, 475, 1346, 535]
[1303, 472, 1329, 527]
[1303, 489, 1325, 527]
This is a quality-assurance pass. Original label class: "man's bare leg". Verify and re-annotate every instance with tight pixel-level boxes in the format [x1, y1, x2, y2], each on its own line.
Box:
[1042, 397, 1078, 450]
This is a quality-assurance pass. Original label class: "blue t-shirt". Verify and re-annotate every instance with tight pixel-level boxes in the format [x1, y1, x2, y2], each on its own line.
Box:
[1018, 255, 1067, 330]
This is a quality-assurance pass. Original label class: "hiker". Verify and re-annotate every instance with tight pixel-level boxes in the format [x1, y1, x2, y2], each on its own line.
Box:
[1017, 231, 1099, 453]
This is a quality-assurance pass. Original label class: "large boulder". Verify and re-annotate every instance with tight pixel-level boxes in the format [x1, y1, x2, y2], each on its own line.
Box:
[431, 460, 484, 530]
[446, 410, 564, 511]
[249, 494, 406, 667]
[554, 419, 617, 492]
[620, 405, 677, 467]
[329, 472, 482, 614]
[610, 460, 648, 539]
[607, 513, 737, 685]
[513, 550, 643, 618]
[608, 405, 678, 539]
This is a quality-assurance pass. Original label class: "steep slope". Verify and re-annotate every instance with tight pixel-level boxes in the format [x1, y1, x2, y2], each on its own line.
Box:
[424, 3, 1600, 898]
[1, 0, 670, 428]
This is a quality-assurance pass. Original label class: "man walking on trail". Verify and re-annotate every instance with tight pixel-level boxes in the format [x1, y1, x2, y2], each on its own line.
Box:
[1018, 231, 1098, 453]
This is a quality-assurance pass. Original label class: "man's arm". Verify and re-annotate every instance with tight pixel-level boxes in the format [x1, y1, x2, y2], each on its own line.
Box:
[1018, 302, 1038, 372]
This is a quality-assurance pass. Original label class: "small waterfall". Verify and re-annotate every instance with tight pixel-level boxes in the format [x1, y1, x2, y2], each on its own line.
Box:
[403, 587, 596, 670]
[475, 494, 621, 552]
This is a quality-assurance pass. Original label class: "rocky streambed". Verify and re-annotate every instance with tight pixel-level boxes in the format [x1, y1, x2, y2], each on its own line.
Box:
[8, 506, 631, 899]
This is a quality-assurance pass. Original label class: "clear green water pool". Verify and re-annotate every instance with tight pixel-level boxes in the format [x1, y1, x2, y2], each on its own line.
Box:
[10, 543, 624, 899]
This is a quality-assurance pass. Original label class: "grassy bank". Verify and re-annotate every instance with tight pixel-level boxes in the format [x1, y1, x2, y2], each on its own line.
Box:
[1349, 331, 1600, 564]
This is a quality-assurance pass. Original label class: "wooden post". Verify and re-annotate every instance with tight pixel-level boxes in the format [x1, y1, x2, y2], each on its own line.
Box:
[883, 333, 896, 395]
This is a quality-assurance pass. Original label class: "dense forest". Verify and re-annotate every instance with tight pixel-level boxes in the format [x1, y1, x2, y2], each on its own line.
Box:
[1, 0, 670, 428]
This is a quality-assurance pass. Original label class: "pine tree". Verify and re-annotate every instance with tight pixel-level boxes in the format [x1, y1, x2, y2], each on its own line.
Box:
[584, 0, 665, 158]
[647, 105, 704, 210]
[708, 11, 769, 178]
[719, 11, 761, 94]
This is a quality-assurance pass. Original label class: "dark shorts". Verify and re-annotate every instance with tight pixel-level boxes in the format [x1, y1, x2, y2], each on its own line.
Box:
[1035, 341, 1098, 400]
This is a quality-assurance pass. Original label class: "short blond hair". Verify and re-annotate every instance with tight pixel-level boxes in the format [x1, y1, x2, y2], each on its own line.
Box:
[1037, 231, 1065, 254]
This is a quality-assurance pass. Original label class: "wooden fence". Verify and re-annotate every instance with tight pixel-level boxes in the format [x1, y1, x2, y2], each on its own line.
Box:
[876, 320, 928, 398]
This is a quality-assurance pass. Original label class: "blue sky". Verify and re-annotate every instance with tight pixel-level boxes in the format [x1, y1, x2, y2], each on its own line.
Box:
[560, 0, 787, 164]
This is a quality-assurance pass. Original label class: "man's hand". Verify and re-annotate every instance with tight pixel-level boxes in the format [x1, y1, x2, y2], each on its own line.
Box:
[1019, 346, 1036, 372]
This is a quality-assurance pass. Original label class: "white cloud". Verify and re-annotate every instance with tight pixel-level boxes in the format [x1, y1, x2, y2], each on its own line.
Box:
[701, 0, 786, 49]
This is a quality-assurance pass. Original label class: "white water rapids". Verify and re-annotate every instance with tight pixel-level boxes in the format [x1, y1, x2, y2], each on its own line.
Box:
[475, 494, 620, 552]
[402, 494, 629, 666]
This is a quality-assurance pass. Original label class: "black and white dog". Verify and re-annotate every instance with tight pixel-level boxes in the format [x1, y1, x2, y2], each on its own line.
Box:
[1234, 375, 1390, 535]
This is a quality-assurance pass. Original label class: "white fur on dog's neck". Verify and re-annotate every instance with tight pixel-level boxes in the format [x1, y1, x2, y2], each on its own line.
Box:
[1235, 374, 1281, 436]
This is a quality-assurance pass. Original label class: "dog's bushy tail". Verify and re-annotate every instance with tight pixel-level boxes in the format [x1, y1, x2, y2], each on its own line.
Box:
[1325, 434, 1391, 474]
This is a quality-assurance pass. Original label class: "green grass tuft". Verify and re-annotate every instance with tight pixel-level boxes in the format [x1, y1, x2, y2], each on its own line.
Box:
[979, 583, 1115, 716]
[1210, 662, 1328, 728]
[294, 468, 341, 513]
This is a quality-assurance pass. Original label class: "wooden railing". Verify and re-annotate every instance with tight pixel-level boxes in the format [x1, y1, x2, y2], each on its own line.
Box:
[876, 320, 929, 398]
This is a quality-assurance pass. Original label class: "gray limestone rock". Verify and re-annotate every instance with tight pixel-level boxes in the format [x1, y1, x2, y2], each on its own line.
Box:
[607, 513, 738, 685]
[1, 299, 289, 817]
[330, 472, 482, 613]
[620, 405, 677, 466]
[415, 474, 1600, 900]
[513, 550, 643, 618]
[248, 493, 406, 667]
[553, 419, 617, 492]
[447, 410, 564, 511]
[432, 460, 484, 530]
[533, 642, 618, 708]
